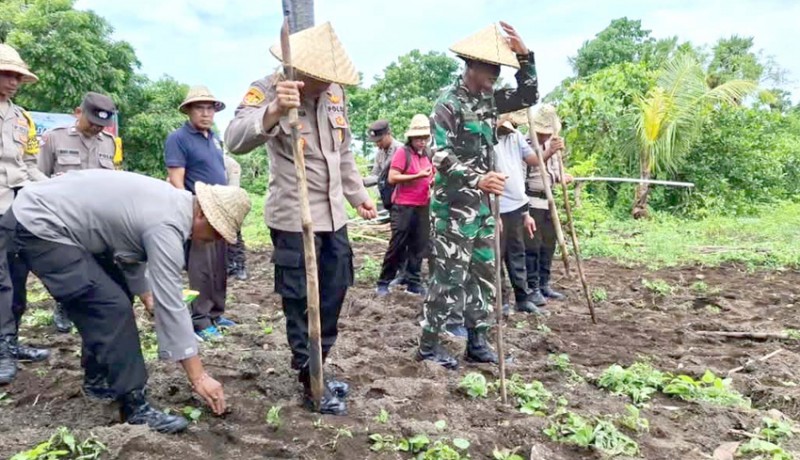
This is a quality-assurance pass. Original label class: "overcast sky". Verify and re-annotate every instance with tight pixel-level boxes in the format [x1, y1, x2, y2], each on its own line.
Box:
[73, 0, 798, 131]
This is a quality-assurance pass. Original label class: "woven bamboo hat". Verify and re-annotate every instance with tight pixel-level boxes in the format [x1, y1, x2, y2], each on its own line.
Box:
[405, 114, 431, 140]
[450, 23, 519, 69]
[179, 85, 225, 113]
[195, 183, 252, 244]
[269, 22, 359, 86]
[531, 104, 562, 135]
[0, 44, 38, 83]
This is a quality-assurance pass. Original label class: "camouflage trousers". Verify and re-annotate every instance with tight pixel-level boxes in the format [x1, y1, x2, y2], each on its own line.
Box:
[422, 202, 496, 333]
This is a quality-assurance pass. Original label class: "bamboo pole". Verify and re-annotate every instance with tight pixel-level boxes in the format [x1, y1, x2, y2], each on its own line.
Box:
[489, 152, 508, 404]
[527, 107, 570, 277]
[281, 17, 324, 409]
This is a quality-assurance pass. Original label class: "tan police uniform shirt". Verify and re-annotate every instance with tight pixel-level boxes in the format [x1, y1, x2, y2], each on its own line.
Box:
[224, 74, 370, 233]
[38, 125, 117, 177]
[526, 139, 562, 210]
[0, 99, 47, 213]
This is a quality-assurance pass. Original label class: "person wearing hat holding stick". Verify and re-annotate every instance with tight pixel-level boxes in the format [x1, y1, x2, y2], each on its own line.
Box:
[0, 43, 50, 371]
[225, 22, 376, 415]
[525, 104, 571, 303]
[166, 85, 234, 341]
[37, 91, 121, 333]
[375, 114, 434, 297]
[0, 169, 251, 433]
[418, 22, 539, 369]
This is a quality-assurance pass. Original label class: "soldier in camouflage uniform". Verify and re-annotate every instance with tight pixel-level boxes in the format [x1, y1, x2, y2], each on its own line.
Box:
[418, 22, 539, 369]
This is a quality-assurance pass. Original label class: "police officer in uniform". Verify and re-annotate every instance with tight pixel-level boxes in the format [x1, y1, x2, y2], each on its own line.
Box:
[0, 44, 49, 377]
[225, 22, 377, 415]
[37, 91, 119, 333]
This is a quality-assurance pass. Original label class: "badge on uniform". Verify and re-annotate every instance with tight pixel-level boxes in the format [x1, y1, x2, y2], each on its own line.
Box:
[242, 87, 265, 106]
[328, 94, 341, 104]
[335, 115, 346, 127]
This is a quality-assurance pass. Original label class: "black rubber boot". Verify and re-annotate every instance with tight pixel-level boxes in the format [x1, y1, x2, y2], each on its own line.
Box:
[119, 389, 189, 434]
[0, 340, 17, 385]
[416, 329, 458, 369]
[465, 328, 499, 364]
[53, 303, 73, 333]
[299, 367, 347, 415]
[531, 289, 547, 306]
[515, 300, 547, 315]
[541, 285, 566, 300]
[325, 376, 349, 399]
[234, 264, 248, 281]
[12, 343, 50, 362]
[83, 371, 115, 401]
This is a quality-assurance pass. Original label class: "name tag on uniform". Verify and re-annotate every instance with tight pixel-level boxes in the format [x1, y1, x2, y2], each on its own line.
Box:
[57, 149, 80, 156]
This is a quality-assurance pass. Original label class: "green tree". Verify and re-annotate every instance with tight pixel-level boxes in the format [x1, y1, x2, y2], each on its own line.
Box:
[121, 76, 188, 177]
[630, 54, 757, 218]
[348, 50, 459, 154]
[4, 0, 139, 112]
[706, 35, 764, 89]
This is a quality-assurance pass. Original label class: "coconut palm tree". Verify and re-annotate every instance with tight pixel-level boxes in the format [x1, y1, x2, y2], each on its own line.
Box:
[630, 53, 757, 218]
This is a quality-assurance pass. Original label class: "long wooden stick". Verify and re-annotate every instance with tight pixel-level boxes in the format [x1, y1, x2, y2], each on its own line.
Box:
[281, 17, 324, 409]
[694, 331, 791, 340]
[552, 132, 597, 324]
[527, 107, 570, 277]
[489, 153, 507, 405]
[727, 348, 783, 376]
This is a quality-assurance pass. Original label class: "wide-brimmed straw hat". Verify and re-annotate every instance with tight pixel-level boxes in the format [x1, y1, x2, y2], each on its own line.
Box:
[179, 85, 226, 113]
[0, 44, 38, 83]
[531, 104, 562, 135]
[405, 114, 431, 140]
[195, 182, 252, 244]
[269, 22, 359, 86]
[450, 23, 520, 69]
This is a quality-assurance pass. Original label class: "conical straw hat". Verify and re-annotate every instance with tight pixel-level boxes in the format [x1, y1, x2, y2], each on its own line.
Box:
[270, 22, 359, 86]
[531, 104, 562, 135]
[0, 44, 38, 83]
[450, 23, 519, 69]
[195, 183, 252, 244]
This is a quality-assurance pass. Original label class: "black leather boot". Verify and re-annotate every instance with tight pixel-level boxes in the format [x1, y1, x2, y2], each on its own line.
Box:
[465, 328, 499, 364]
[0, 340, 17, 385]
[515, 299, 546, 315]
[541, 285, 566, 300]
[83, 370, 115, 401]
[12, 343, 50, 362]
[538, 247, 565, 300]
[119, 389, 189, 434]
[530, 289, 547, 306]
[53, 303, 73, 333]
[416, 329, 458, 369]
[299, 367, 347, 415]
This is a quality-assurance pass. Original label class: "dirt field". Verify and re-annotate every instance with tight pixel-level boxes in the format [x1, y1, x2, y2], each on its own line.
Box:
[1, 240, 800, 459]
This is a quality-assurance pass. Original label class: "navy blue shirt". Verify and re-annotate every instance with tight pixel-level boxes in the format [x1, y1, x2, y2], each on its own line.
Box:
[164, 122, 227, 193]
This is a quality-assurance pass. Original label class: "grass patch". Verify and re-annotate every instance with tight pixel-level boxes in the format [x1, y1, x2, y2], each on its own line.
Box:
[578, 201, 800, 269]
[241, 193, 270, 249]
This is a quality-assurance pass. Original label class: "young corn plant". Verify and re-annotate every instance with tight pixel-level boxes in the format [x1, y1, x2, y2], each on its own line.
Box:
[266, 405, 282, 430]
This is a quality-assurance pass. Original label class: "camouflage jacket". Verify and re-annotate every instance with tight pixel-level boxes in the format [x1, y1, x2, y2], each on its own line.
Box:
[430, 51, 538, 220]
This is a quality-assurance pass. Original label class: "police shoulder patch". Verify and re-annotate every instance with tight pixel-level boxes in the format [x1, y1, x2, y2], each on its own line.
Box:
[242, 86, 266, 106]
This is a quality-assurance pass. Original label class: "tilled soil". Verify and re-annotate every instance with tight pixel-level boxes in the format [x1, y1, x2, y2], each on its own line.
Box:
[1, 240, 800, 459]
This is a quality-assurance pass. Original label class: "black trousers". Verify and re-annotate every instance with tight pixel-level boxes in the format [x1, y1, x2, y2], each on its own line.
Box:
[3, 213, 146, 397]
[187, 238, 228, 330]
[500, 204, 533, 303]
[270, 226, 353, 371]
[525, 207, 558, 290]
[227, 230, 246, 268]
[377, 205, 430, 287]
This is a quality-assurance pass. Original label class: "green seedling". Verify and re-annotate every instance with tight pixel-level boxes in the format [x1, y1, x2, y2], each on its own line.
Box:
[785, 329, 800, 340]
[690, 281, 709, 294]
[493, 447, 524, 460]
[545, 412, 639, 457]
[514, 321, 526, 329]
[737, 439, 793, 460]
[369, 433, 396, 452]
[759, 416, 794, 443]
[434, 420, 447, 431]
[181, 406, 202, 423]
[356, 256, 381, 283]
[323, 427, 352, 451]
[23, 309, 53, 328]
[591, 287, 608, 302]
[548, 353, 584, 383]
[618, 404, 649, 433]
[396, 434, 431, 454]
[597, 362, 669, 405]
[419, 439, 470, 460]
[0, 392, 11, 406]
[266, 405, 282, 429]
[375, 408, 390, 424]
[662, 370, 750, 408]
[10, 427, 106, 460]
[140, 330, 159, 362]
[505, 374, 552, 416]
[536, 323, 551, 334]
[459, 372, 488, 399]
[642, 278, 673, 296]
[261, 320, 274, 335]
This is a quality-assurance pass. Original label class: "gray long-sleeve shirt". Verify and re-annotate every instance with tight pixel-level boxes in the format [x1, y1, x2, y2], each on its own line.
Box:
[12, 169, 198, 362]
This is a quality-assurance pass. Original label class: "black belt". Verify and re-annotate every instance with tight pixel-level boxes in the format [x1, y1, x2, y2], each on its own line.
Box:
[526, 190, 547, 199]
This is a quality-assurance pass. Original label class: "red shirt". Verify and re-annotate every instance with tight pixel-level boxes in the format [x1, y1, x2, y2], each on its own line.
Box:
[390, 146, 433, 206]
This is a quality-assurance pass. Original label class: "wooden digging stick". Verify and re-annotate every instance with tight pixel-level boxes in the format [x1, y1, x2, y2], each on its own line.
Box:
[552, 127, 597, 324]
[281, 17, 324, 408]
[527, 107, 570, 277]
[489, 153, 508, 405]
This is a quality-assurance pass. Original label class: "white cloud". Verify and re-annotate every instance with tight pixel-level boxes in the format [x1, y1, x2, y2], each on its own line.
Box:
[74, 0, 799, 132]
